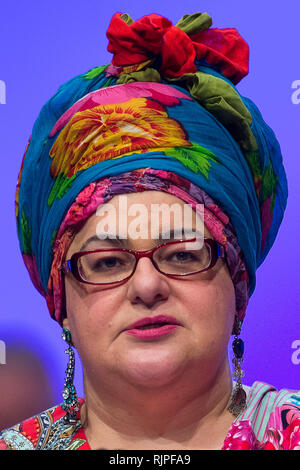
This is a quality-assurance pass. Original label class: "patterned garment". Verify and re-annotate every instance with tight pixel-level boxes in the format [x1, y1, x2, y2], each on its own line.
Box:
[0, 382, 299, 450]
[15, 11, 288, 332]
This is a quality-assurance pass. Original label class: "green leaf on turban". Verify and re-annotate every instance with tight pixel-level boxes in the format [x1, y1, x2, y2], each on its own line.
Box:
[164, 142, 220, 179]
[82, 65, 108, 80]
[20, 208, 32, 256]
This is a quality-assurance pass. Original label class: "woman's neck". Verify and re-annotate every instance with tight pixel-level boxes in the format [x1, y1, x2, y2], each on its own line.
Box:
[80, 359, 236, 450]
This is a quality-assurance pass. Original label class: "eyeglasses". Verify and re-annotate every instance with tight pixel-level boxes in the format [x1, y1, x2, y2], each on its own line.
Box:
[59, 238, 226, 286]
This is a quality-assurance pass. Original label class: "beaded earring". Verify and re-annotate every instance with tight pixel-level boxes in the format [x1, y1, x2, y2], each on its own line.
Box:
[227, 319, 247, 418]
[61, 328, 80, 424]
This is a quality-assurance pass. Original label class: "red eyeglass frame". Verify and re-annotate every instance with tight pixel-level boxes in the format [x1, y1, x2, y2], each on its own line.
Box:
[59, 237, 226, 286]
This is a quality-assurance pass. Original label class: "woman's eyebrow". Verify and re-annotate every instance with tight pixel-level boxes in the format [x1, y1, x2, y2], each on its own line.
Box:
[79, 235, 125, 251]
[79, 228, 203, 251]
[158, 228, 204, 240]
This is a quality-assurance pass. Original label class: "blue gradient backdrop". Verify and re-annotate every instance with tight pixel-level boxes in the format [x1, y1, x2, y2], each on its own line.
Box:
[0, 1, 299, 407]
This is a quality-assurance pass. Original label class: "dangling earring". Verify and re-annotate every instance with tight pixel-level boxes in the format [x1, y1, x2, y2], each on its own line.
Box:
[61, 328, 80, 424]
[228, 320, 247, 418]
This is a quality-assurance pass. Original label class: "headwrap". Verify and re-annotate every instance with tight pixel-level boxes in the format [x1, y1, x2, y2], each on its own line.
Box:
[15, 12, 288, 335]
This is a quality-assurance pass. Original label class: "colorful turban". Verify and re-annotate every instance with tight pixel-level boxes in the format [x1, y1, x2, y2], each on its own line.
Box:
[15, 12, 288, 334]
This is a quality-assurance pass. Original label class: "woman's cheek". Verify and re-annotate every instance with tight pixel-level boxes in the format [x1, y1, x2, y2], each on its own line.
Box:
[182, 274, 235, 333]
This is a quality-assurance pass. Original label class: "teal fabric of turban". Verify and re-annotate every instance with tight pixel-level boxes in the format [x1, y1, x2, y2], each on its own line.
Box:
[15, 12, 288, 328]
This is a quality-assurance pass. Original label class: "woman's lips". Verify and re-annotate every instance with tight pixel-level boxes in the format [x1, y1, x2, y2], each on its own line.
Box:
[124, 314, 181, 331]
[124, 324, 180, 339]
[123, 314, 182, 340]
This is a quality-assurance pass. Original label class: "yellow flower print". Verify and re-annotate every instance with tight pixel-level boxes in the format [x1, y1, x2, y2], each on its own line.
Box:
[49, 97, 190, 179]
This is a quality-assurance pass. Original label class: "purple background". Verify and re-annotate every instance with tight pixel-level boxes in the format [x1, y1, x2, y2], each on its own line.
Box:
[0, 1, 299, 416]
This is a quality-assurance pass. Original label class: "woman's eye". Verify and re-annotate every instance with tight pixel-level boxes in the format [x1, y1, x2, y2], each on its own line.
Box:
[170, 251, 196, 262]
[94, 256, 123, 269]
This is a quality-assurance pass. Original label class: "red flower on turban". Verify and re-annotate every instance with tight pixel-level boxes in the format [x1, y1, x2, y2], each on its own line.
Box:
[106, 12, 249, 84]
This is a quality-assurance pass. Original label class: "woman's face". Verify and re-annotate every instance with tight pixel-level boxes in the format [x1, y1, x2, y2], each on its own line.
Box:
[63, 191, 236, 391]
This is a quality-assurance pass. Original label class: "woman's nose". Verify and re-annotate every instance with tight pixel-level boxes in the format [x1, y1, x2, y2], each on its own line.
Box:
[126, 257, 170, 307]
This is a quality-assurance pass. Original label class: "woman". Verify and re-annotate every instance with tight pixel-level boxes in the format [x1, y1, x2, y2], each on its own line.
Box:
[1, 11, 299, 450]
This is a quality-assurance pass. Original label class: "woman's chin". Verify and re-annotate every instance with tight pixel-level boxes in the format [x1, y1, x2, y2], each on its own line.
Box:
[118, 346, 187, 389]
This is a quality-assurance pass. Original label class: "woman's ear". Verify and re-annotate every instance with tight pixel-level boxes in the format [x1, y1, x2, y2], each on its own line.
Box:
[232, 314, 242, 336]
[62, 317, 75, 347]
[62, 317, 70, 330]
